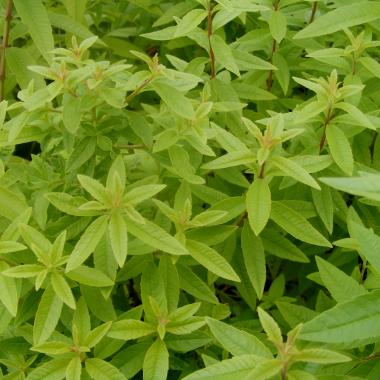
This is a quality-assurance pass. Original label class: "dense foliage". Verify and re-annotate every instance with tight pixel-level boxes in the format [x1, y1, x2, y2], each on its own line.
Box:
[2, 0, 380, 379]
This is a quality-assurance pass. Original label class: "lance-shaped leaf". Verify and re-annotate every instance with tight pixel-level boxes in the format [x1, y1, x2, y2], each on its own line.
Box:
[291, 348, 351, 364]
[125, 217, 189, 256]
[241, 222, 266, 299]
[246, 178, 271, 236]
[143, 339, 169, 380]
[0, 262, 18, 316]
[326, 125, 354, 175]
[66, 215, 108, 272]
[206, 317, 272, 358]
[271, 156, 320, 190]
[108, 320, 155, 341]
[349, 222, 380, 274]
[51, 272, 76, 309]
[300, 291, 380, 347]
[13, 0, 54, 63]
[85, 358, 127, 380]
[202, 150, 255, 170]
[66, 266, 114, 287]
[152, 80, 195, 120]
[270, 201, 331, 247]
[26, 358, 70, 380]
[108, 212, 128, 267]
[294, 2, 380, 39]
[186, 239, 240, 282]
[316, 256, 366, 303]
[174, 9, 208, 37]
[33, 285, 63, 344]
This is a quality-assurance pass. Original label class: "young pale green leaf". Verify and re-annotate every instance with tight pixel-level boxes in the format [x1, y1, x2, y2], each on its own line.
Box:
[26, 358, 70, 380]
[108, 320, 155, 341]
[326, 125, 354, 175]
[51, 272, 76, 309]
[66, 215, 109, 272]
[291, 348, 351, 364]
[202, 151, 255, 170]
[33, 285, 63, 345]
[245, 359, 283, 380]
[300, 291, 380, 347]
[0, 262, 18, 316]
[85, 321, 112, 348]
[85, 358, 127, 380]
[186, 239, 240, 282]
[123, 184, 166, 205]
[294, 2, 380, 39]
[152, 80, 195, 120]
[108, 212, 128, 267]
[174, 9, 208, 37]
[320, 173, 380, 201]
[0, 240, 27, 254]
[125, 217, 189, 256]
[241, 222, 266, 299]
[66, 357, 82, 380]
[62, 93, 81, 133]
[206, 317, 272, 358]
[271, 156, 320, 190]
[270, 201, 331, 247]
[2, 264, 44, 278]
[316, 257, 366, 303]
[13, 0, 54, 63]
[183, 355, 262, 380]
[335, 102, 376, 130]
[268, 11, 287, 43]
[32, 341, 71, 355]
[143, 339, 169, 380]
[246, 178, 271, 236]
[210, 34, 240, 76]
[66, 266, 114, 287]
[311, 185, 333, 234]
[77, 175, 109, 205]
[257, 307, 283, 348]
[177, 264, 218, 304]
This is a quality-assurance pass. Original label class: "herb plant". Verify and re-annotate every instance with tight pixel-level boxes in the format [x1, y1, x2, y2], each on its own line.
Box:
[1, 0, 380, 379]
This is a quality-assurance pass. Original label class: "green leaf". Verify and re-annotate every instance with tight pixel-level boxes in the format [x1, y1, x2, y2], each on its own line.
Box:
[174, 9, 208, 37]
[311, 184, 334, 234]
[291, 348, 351, 364]
[326, 125, 354, 175]
[246, 178, 271, 236]
[14, 0, 54, 63]
[0, 262, 18, 316]
[33, 285, 63, 344]
[26, 358, 70, 380]
[0, 186, 28, 221]
[316, 256, 367, 303]
[183, 355, 262, 380]
[108, 212, 128, 267]
[186, 239, 240, 282]
[51, 272, 76, 309]
[152, 80, 195, 120]
[125, 217, 189, 256]
[300, 291, 380, 347]
[349, 222, 380, 275]
[270, 201, 331, 247]
[294, 2, 380, 39]
[202, 151, 255, 170]
[108, 320, 155, 341]
[320, 172, 380, 201]
[206, 317, 272, 358]
[210, 34, 240, 76]
[62, 94, 81, 133]
[245, 359, 283, 380]
[85, 321, 112, 348]
[66, 265, 114, 287]
[66, 215, 109, 272]
[66, 357, 82, 380]
[143, 339, 169, 380]
[177, 264, 218, 304]
[268, 10, 287, 43]
[85, 358, 127, 380]
[271, 156, 320, 190]
[257, 307, 283, 347]
[241, 222, 266, 299]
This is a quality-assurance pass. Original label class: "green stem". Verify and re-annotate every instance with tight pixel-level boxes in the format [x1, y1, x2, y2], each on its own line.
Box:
[309, 2, 318, 24]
